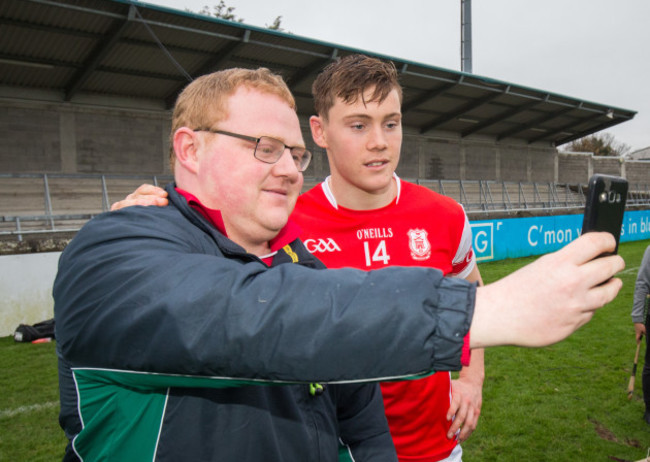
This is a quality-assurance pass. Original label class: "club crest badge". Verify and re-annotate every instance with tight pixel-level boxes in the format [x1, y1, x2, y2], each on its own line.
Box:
[407, 229, 431, 261]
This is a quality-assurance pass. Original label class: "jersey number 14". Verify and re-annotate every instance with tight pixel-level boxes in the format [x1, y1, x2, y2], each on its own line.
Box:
[363, 240, 391, 267]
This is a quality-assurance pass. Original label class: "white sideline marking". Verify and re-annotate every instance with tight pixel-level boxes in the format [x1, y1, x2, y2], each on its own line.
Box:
[620, 265, 639, 276]
[0, 401, 58, 419]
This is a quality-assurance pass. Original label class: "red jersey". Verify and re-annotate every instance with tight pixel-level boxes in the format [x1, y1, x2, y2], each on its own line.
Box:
[292, 175, 475, 462]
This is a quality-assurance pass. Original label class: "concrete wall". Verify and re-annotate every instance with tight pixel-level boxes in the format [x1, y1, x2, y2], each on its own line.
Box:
[75, 112, 168, 173]
[2, 97, 171, 174]
[2, 93, 563, 182]
[2, 93, 645, 187]
[558, 152, 592, 184]
[0, 252, 60, 337]
[557, 151, 648, 185]
[626, 161, 650, 185]
[0, 106, 61, 172]
[416, 138, 462, 180]
[593, 156, 624, 177]
[465, 143, 497, 181]
[395, 133, 558, 182]
[530, 147, 557, 182]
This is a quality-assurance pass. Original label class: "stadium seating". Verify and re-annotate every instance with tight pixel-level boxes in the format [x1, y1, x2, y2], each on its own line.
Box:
[1, 173, 648, 241]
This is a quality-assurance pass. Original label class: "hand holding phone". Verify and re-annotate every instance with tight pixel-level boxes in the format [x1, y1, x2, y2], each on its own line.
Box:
[581, 174, 628, 255]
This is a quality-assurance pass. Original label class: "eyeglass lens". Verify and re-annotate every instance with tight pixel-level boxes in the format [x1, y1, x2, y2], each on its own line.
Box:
[256, 137, 310, 172]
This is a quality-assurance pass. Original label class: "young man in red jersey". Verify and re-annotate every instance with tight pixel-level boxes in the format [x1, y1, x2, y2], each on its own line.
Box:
[292, 54, 483, 462]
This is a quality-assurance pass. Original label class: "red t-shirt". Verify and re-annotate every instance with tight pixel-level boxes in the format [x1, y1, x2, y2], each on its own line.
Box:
[291, 176, 475, 462]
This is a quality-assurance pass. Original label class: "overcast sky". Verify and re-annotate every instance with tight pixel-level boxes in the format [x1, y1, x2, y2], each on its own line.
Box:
[143, 0, 650, 152]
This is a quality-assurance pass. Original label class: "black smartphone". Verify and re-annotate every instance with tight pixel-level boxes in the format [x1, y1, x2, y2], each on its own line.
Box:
[581, 174, 628, 254]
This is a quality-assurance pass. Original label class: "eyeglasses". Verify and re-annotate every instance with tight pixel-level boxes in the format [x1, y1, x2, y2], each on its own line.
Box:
[193, 128, 312, 172]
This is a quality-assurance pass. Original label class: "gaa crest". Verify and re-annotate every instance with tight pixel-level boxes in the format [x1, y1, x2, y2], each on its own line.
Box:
[407, 229, 431, 261]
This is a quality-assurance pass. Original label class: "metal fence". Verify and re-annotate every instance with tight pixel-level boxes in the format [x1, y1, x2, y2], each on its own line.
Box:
[1, 173, 649, 241]
[414, 179, 587, 215]
[0, 173, 172, 241]
[412, 179, 650, 216]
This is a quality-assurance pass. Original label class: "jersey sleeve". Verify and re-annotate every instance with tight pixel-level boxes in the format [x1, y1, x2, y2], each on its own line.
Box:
[450, 211, 475, 279]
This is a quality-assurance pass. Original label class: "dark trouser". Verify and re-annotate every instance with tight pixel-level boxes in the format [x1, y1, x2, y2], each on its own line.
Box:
[644, 306, 650, 412]
[645, 330, 650, 411]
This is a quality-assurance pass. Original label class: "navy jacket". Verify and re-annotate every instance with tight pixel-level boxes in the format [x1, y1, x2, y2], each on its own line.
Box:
[54, 184, 475, 461]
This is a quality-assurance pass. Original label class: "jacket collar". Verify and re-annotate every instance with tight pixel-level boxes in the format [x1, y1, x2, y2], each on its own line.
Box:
[165, 183, 305, 265]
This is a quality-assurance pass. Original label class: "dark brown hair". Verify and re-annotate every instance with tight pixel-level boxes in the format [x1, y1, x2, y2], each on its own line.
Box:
[312, 54, 403, 120]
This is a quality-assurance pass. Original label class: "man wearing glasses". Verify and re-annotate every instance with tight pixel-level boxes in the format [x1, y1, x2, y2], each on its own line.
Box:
[191, 129, 311, 171]
[54, 67, 624, 462]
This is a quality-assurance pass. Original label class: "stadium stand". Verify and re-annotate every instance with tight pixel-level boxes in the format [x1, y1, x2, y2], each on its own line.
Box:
[1, 0, 648, 245]
[1, 172, 648, 242]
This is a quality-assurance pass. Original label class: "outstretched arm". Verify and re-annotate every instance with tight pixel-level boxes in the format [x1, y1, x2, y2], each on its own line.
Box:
[471, 232, 623, 349]
[451, 233, 623, 440]
[112, 185, 625, 350]
[448, 265, 484, 442]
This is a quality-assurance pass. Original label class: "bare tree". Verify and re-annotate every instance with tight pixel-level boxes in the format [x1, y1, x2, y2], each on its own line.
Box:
[564, 133, 631, 157]
[266, 16, 284, 31]
[196, 1, 242, 22]
[191, 2, 286, 31]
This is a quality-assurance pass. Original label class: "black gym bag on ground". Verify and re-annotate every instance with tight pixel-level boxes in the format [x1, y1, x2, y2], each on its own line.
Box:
[13, 318, 55, 342]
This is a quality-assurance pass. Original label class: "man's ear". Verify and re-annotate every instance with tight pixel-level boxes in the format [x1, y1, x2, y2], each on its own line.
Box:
[309, 115, 328, 149]
[173, 127, 200, 174]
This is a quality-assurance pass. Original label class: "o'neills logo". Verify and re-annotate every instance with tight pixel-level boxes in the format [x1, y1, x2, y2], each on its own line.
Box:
[304, 238, 342, 254]
[407, 229, 431, 261]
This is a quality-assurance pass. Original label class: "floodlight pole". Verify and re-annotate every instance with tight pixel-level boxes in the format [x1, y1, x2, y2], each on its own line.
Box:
[461, 0, 472, 73]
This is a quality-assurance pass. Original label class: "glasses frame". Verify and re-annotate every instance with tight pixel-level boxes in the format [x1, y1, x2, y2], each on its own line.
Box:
[193, 128, 312, 172]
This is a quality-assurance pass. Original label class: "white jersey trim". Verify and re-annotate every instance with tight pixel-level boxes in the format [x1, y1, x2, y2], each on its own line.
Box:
[320, 173, 402, 210]
[321, 176, 338, 209]
[258, 250, 277, 260]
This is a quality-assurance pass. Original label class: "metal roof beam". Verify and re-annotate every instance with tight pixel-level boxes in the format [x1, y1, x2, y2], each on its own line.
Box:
[419, 90, 503, 134]
[0, 55, 182, 82]
[64, 5, 135, 101]
[401, 68, 459, 86]
[25, 0, 123, 18]
[0, 17, 98, 39]
[402, 81, 458, 113]
[136, 14, 332, 61]
[225, 55, 302, 74]
[461, 98, 545, 137]
[119, 37, 214, 57]
[285, 50, 338, 90]
[401, 67, 624, 120]
[0, 53, 80, 70]
[528, 111, 607, 144]
[3, 17, 211, 58]
[554, 117, 630, 146]
[162, 29, 251, 109]
[96, 65, 186, 81]
[496, 105, 577, 141]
